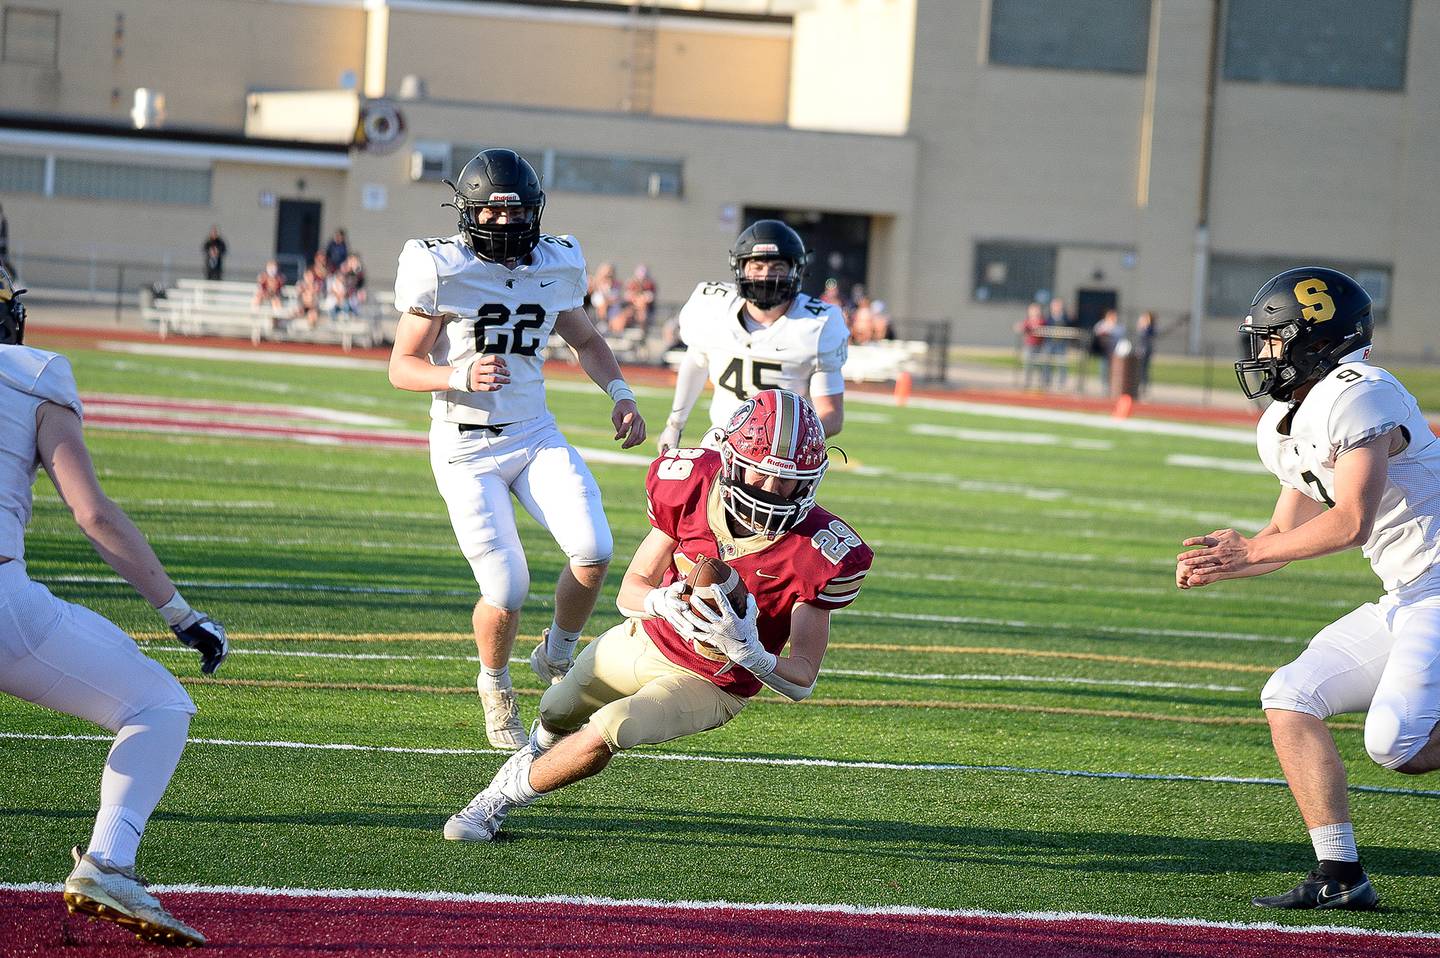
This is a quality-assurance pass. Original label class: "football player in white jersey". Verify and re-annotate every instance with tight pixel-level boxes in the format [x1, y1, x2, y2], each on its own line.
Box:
[389, 149, 646, 750]
[0, 270, 225, 946]
[656, 220, 848, 453]
[1177, 267, 1440, 911]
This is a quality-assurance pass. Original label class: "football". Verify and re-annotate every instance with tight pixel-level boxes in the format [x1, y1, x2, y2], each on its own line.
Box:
[684, 554, 749, 616]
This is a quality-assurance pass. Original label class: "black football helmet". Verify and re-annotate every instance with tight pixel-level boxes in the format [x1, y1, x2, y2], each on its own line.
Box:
[1235, 267, 1374, 402]
[729, 220, 808, 310]
[0, 263, 26, 346]
[445, 149, 546, 262]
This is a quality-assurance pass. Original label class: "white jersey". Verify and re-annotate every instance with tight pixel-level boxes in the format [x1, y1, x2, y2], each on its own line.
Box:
[394, 232, 588, 425]
[1257, 361, 1440, 590]
[0, 345, 82, 561]
[676, 281, 848, 430]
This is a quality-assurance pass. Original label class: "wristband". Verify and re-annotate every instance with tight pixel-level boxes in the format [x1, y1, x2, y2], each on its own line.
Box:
[605, 379, 636, 404]
[448, 359, 475, 393]
[155, 590, 194, 629]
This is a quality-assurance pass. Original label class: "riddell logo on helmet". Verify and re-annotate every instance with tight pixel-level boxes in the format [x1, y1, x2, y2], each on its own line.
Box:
[486, 192, 521, 204]
[751, 243, 780, 254]
[760, 455, 793, 471]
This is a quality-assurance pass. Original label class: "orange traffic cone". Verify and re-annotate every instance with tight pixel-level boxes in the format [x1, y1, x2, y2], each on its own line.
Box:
[894, 370, 913, 407]
[1112, 393, 1133, 419]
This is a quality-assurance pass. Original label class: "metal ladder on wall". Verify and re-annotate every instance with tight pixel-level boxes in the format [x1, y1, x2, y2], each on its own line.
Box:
[622, 2, 658, 114]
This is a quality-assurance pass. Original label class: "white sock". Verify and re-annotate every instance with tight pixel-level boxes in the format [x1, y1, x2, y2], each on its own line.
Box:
[534, 723, 564, 754]
[495, 749, 542, 805]
[477, 664, 511, 693]
[87, 708, 191, 868]
[1309, 822, 1359, 862]
[545, 622, 582, 660]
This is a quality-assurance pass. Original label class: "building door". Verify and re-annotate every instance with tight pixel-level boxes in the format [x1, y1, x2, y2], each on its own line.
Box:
[742, 207, 871, 303]
[275, 199, 322, 283]
[1075, 288, 1118, 330]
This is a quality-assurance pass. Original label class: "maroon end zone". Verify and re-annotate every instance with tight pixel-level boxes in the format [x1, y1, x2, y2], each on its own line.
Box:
[3, 889, 1440, 958]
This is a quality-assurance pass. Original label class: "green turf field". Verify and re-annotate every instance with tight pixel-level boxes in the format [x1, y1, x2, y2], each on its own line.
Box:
[3, 337, 1437, 933]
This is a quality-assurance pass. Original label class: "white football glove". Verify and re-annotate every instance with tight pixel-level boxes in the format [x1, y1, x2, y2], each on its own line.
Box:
[657, 421, 683, 456]
[687, 592, 775, 678]
[643, 582, 705, 641]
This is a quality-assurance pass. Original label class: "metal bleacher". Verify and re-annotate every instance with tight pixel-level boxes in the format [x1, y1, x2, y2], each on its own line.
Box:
[142, 279, 391, 352]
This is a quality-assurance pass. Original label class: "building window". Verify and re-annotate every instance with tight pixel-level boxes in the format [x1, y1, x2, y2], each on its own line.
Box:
[0, 152, 45, 193]
[973, 241, 1057, 304]
[988, 0, 1150, 74]
[53, 158, 211, 206]
[2, 6, 59, 67]
[1224, 0, 1409, 91]
[448, 146, 682, 199]
[1208, 255, 1392, 326]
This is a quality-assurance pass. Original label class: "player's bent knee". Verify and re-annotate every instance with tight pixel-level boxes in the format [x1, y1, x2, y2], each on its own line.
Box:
[474, 547, 530, 611]
[1364, 703, 1431, 771]
[538, 684, 590, 734]
[1259, 666, 1332, 720]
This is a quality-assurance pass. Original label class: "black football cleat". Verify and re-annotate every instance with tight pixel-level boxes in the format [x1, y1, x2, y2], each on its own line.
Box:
[1253, 869, 1379, 910]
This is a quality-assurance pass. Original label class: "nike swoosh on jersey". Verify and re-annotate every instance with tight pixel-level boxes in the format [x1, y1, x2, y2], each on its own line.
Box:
[540, 280, 558, 287]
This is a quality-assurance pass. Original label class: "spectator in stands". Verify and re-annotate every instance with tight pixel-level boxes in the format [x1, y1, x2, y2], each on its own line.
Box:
[621, 263, 657, 333]
[324, 229, 349, 272]
[341, 253, 367, 310]
[848, 294, 876, 345]
[311, 250, 332, 279]
[1046, 296, 1072, 389]
[870, 299, 893, 341]
[1136, 310, 1158, 397]
[0, 203, 12, 277]
[252, 259, 287, 326]
[1090, 308, 1124, 395]
[1016, 301, 1047, 389]
[296, 261, 325, 328]
[588, 262, 622, 332]
[201, 226, 227, 281]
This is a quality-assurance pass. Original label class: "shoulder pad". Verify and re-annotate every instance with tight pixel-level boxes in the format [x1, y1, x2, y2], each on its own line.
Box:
[0, 346, 82, 415]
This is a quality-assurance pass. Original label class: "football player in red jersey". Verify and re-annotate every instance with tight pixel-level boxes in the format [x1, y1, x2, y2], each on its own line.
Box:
[444, 388, 872, 841]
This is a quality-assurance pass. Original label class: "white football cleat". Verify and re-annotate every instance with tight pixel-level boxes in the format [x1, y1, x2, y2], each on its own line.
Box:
[529, 630, 573, 686]
[443, 788, 510, 842]
[477, 683, 526, 750]
[63, 846, 206, 947]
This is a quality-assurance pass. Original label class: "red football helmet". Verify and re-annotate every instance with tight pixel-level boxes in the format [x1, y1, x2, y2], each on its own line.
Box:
[719, 389, 828, 538]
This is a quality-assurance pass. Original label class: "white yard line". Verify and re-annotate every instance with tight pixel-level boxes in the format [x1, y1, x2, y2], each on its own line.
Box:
[2, 731, 1433, 799]
[1166, 453, 1271, 474]
[852, 392, 1257, 444]
[909, 423, 1113, 451]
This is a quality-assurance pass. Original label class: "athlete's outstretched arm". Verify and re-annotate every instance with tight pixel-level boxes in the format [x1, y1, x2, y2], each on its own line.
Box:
[1177, 437, 1391, 588]
[811, 391, 844, 438]
[554, 307, 646, 448]
[659, 356, 709, 454]
[37, 402, 175, 605]
[387, 309, 509, 393]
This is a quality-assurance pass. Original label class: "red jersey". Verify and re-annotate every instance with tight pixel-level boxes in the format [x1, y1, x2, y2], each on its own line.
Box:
[642, 449, 873, 698]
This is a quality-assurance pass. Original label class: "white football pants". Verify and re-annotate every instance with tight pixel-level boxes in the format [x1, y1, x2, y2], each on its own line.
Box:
[429, 414, 613, 612]
[1261, 566, 1440, 769]
[0, 559, 195, 866]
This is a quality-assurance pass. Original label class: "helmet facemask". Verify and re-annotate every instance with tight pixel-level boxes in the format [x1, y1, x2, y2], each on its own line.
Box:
[456, 193, 545, 263]
[733, 253, 803, 310]
[719, 442, 826, 539]
[1235, 315, 1369, 402]
[0, 266, 25, 346]
[717, 390, 829, 539]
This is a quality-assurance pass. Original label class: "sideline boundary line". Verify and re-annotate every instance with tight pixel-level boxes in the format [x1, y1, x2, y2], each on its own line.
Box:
[1, 881, 1436, 940]
[0, 731, 1425, 797]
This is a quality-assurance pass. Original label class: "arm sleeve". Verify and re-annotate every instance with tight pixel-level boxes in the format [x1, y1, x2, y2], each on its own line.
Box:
[810, 310, 850, 397]
[1328, 381, 1410, 458]
[393, 241, 439, 315]
[668, 358, 710, 429]
[561, 236, 588, 311]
